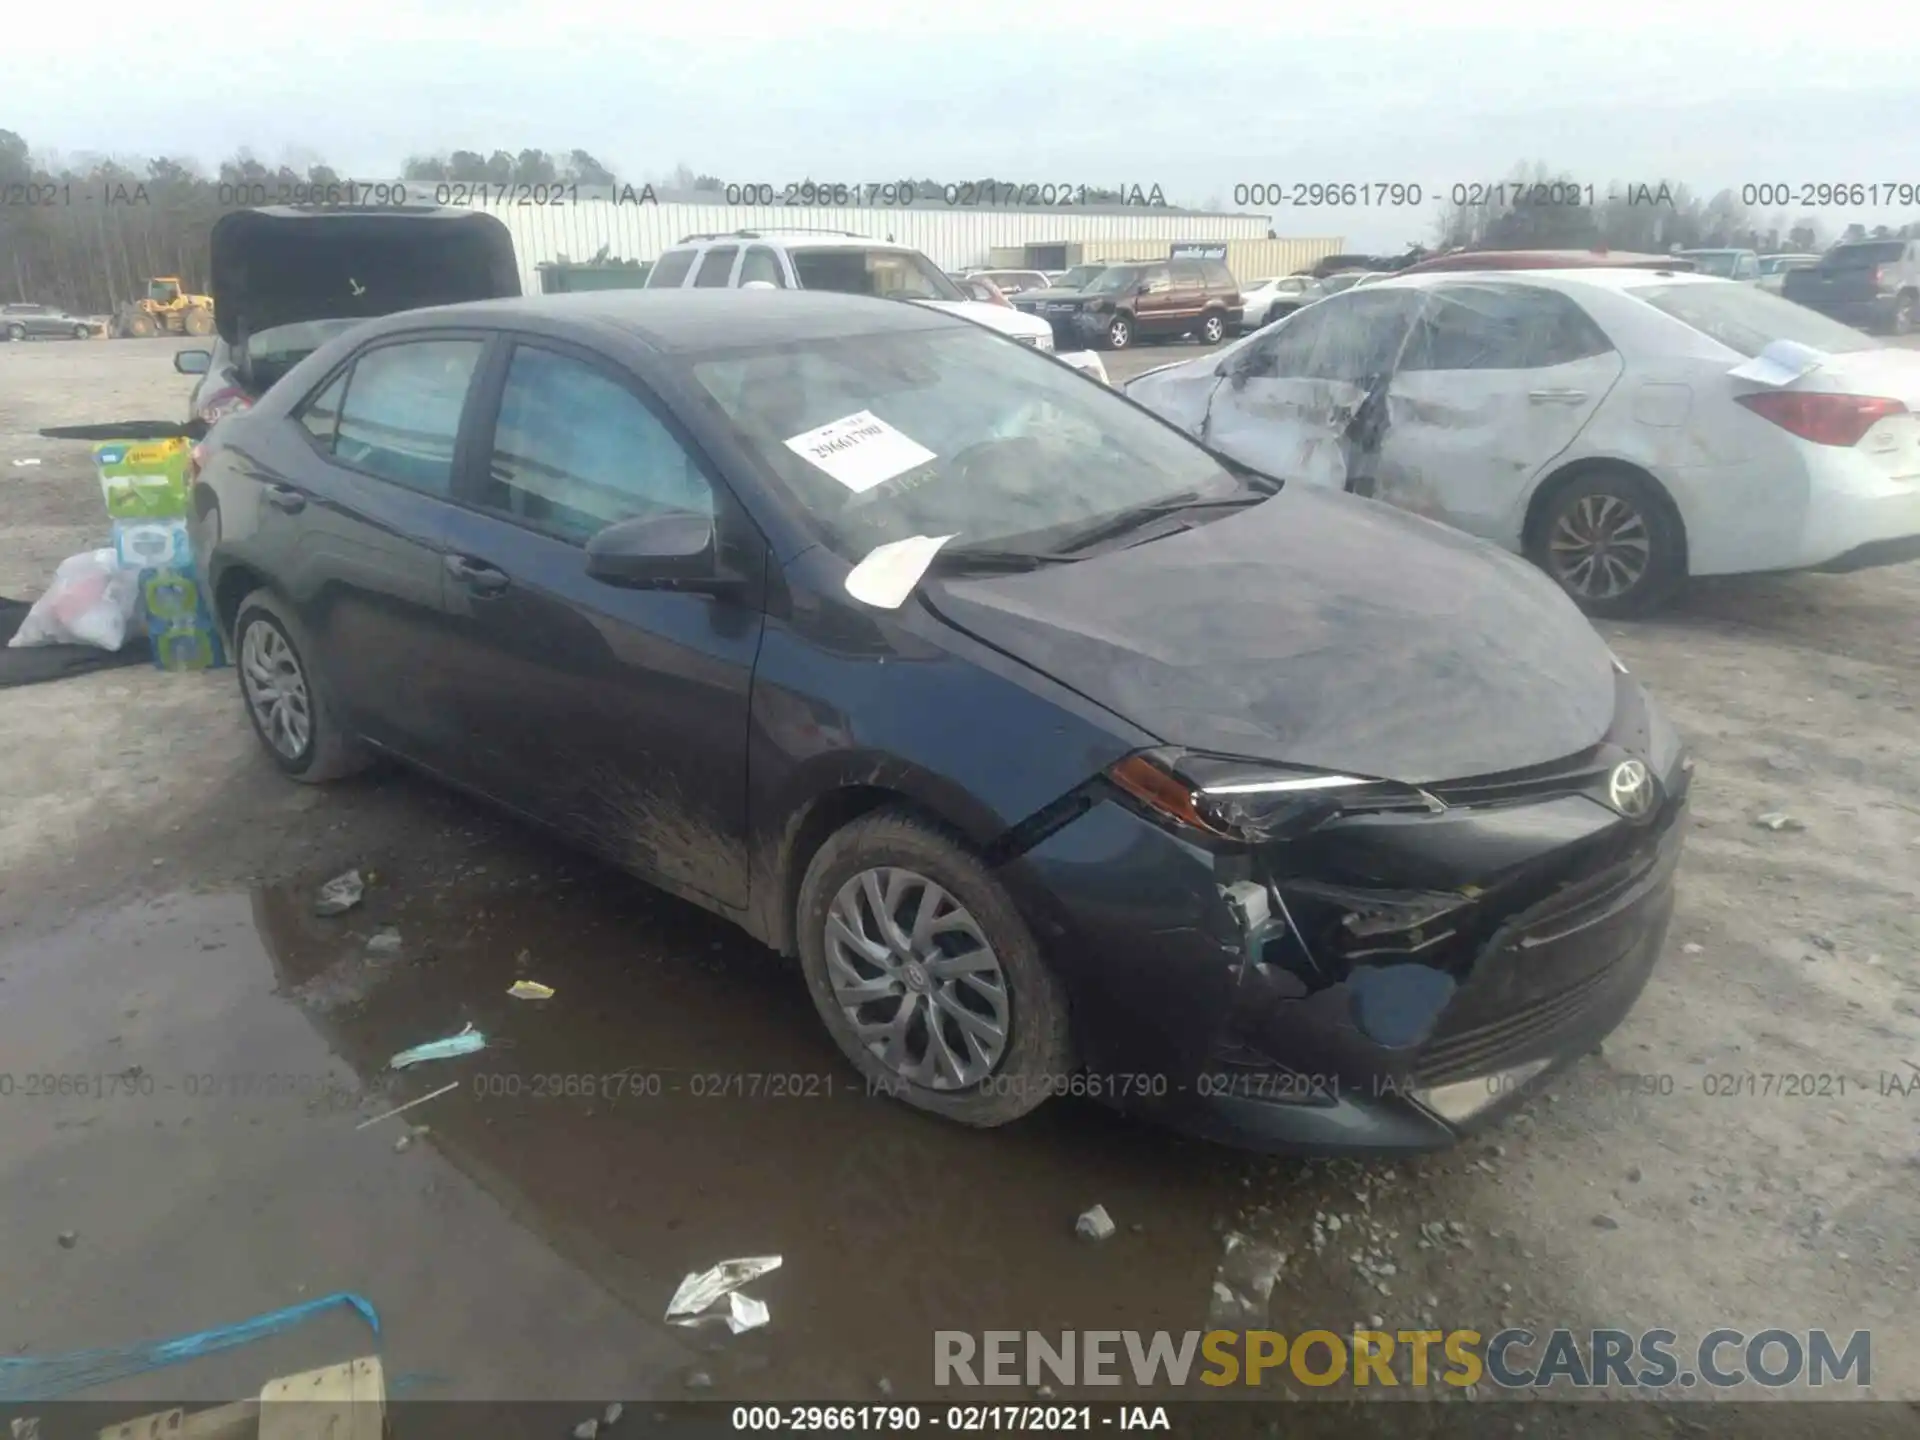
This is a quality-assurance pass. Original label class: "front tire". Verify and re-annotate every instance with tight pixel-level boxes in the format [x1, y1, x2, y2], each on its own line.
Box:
[795, 808, 1072, 1128]
[72, 323, 91, 339]
[1199, 311, 1226, 345]
[1527, 468, 1684, 619]
[1891, 290, 1917, 337]
[4, 324, 24, 342]
[233, 589, 371, 783]
[1104, 314, 1132, 350]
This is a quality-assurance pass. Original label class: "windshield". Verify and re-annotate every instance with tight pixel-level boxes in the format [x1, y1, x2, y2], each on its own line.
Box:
[1056, 265, 1106, 289]
[790, 248, 966, 302]
[1633, 281, 1882, 357]
[1680, 251, 1740, 277]
[689, 324, 1238, 559]
[1087, 266, 1146, 294]
[1820, 241, 1905, 268]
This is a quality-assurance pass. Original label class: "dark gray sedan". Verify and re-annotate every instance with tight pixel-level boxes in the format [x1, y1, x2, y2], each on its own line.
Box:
[2, 302, 96, 341]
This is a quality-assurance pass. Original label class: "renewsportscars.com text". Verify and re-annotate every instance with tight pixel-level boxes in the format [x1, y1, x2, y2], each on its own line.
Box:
[934, 1328, 1871, 1390]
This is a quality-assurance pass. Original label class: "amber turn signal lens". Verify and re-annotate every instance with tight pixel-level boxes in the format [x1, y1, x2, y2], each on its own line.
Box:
[1107, 754, 1227, 837]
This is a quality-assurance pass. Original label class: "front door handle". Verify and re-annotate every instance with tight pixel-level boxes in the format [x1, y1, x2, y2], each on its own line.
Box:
[445, 554, 510, 595]
[265, 485, 306, 514]
[1528, 389, 1589, 404]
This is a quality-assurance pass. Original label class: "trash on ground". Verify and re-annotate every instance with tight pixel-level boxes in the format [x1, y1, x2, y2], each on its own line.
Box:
[685, 1371, 714, 1390]
[665, 1256, 782, 1332]
[7, 549, 141, 652]
[604, 1402, 624, 1425]
[389, 1023, 486, 1071]
[11, 1418, 40, 1440]
[1753, 812, 1804, 832]
[56, 1231, 76, 1250]
[366, 926, 403, 957]
[572, 1421, 599, 1440]
[1074, 1204, 1116, 1241]
[1208, 1231, 1287, 1326]
[10, 458, 42, 467]
[0, 1292, 379, 1403]
[507, 979, 555, 1000]
[393, 1133, 412, 1153]
[314, 869, 366, 916]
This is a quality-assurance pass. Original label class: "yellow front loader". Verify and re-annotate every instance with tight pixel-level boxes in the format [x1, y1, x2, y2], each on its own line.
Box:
[112, 276, 216, 338]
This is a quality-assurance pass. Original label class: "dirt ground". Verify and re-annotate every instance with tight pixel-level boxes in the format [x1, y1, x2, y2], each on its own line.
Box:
[1, 337, 1916, 1426]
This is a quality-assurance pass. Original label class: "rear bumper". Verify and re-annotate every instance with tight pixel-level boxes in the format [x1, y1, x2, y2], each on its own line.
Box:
[998, 739, 1690, 1155]
[1790, 293, 1898, 329]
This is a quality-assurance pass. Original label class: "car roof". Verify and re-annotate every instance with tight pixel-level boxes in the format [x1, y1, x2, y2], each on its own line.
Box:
[666, 232, 919, 252]
[1368, 267, 1715, 295]
[1677, 247, 1749, 255]
[376, 287, 959, 353]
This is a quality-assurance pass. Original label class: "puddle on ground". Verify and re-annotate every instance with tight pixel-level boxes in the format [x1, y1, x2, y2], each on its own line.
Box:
[0, 832, 1386, 1402]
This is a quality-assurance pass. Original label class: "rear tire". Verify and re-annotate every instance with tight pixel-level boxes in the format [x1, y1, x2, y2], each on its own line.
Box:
[1892, 290, 1917, 337]
[4, 323, 24, 342]
[72, 323, 91, 339]
[232, 589, 372, 783]
[795, 807, 1073, 1128]
[1199, 311, 1226, 345]
[1527, 468, 1685, 619]
[185, 307, 214, 336]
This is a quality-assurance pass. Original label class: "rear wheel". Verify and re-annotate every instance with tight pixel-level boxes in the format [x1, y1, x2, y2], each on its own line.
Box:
[795, 808, 1072, 1128]
[1892, 290, 1917, 337]
[1528, 468, 1684, 619]
[185, 307, 214, 336]
[233, 590, 372, 783]
[1199, 311, 1226, 345]
[71, 323, 91, 339]
[125, 311, 155, 338]
[4, 323, 24, 342]
[1104, 314, 1132, 349]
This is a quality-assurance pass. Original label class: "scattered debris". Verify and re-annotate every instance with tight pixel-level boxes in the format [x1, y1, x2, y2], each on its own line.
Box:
[389, 1023, 485, 1070]
[56, 1231, 76, 1249]
[393, 1134, 412, 1153]
[314, 869, 366, 916]
[507, 979, 555, 1000]
[1752, 812, 1804, 832]
[572, 1420, 599, 1440]
[604, 1402, 623, 1425]
[1209, 1232, 1286, 1325]
[1074, 1204, 1116, 1241]
[685, 1372, 713, 1391]
[355, 1079, 460, 1130]
[1592, 1213, 1621, 1230]
[666, 1256, 781, 1334]
[10, 458, 42, 468]
[1627, 1166, 1643, 1183]
[11, 1419, 40, 1440]
[1809, 934, 1836, 953]
[366, 927, 403, 957]
[1682, 943, 1703, 956]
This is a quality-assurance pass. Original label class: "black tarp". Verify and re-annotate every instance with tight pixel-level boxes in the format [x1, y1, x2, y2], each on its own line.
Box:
[0, 597, 147, 688]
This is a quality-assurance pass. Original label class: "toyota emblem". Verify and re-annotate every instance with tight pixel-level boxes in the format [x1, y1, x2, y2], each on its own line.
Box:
[1608, 759, 1656, 820]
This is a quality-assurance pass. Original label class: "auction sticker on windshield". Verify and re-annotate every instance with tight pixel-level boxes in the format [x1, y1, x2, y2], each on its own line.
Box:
[784, 411, 936, 493]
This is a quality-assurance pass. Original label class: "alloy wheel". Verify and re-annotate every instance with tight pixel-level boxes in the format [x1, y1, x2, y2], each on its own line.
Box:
[1548, 493, 1652, 602]
[824, 867, 1010, 1090]
[1108, 318, 1130, 349]
[1896, 295, 1916, 336]
[240, 620, 313, 761]
[1202, 315, 1225, 343]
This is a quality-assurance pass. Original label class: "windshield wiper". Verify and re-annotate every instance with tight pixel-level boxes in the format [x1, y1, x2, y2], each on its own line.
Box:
[1048, 488, 1268, 556]
[928, 546, 1084, 575]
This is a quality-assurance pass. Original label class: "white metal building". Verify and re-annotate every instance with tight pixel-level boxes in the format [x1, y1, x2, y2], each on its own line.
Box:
[419, 185, 1325, 294]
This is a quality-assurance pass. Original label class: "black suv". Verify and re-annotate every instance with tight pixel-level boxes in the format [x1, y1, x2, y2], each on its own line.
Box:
[1020, 257, 1242, 350]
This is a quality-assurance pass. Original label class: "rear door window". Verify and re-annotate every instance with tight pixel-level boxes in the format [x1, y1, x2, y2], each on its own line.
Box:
[693, 247, 739, 288]
[1820, 241, 1906, 268]
[331, 339, 485, 494]
[1201, 260, 1236, 291]
[739, 246, 785, 286]
[647, 249, 697, 288]
[1400, 283, 1613, 370]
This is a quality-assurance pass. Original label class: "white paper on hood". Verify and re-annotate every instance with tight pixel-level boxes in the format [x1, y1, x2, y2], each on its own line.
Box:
[844, 534, 957, 609]
[1727, 339, 1827, 388]
[784, 410, 936, 494]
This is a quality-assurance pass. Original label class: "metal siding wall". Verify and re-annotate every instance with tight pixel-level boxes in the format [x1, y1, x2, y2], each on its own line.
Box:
[442, 197, 1278, 291]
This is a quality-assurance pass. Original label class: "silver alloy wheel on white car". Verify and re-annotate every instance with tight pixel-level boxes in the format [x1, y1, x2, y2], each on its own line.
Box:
[824, 866, 1010, 1090]
[240, 620, 313, 760]
[1548, 492, 1653, 603]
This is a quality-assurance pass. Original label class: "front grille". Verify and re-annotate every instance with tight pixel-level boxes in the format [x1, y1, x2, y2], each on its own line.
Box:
[1424, 744, 1612, 809]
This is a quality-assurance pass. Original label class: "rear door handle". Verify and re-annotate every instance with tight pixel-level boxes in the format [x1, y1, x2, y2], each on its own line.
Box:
[1528, 389, 1589, 404]
[265, 485, 306, 514]
[444, 554, 510, 595]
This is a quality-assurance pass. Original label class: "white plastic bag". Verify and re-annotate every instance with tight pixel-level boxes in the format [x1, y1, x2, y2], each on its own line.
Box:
[8, 548, 142, 652]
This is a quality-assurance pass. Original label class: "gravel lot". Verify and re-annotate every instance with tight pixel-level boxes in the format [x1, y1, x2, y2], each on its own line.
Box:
[1, 335, 1916, 1423]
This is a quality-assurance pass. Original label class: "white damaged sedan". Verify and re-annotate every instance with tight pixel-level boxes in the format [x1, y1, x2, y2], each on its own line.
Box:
[1124, 268, 1920, 615]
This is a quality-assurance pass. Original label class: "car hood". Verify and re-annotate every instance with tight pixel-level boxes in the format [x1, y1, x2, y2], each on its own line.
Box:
[920, 485, 1617, 785]
[1018, 288, 1099, 306]
[916, 299, 1052, 338]
[209, 206, 521, 345]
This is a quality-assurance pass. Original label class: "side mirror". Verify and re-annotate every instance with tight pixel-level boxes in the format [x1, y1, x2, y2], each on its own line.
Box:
[585, 510, 737, 592]
[174, 349, 212, 375]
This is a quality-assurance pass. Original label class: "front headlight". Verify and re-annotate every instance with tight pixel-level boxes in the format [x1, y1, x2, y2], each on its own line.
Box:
[1107, 749, 1437, 844]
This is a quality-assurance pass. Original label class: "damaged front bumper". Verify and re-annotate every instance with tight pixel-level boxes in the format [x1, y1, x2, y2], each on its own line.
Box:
[994, 686, 1691, 1155]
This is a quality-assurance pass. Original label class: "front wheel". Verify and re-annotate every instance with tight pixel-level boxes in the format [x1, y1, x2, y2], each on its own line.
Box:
[1199, 311, 1226, 345]
[233, 590, 372, 783]
[4, 324, 24, 342]
[1104, 314, 1132, 349]
[1528, 469, 1684, 619]
[1891, 291, 1917, 337]
[72, 323, 91, 340]
[795, 808, 1073, 1127]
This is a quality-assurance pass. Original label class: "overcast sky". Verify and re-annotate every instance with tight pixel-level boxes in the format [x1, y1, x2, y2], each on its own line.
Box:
[11, 0, 1920, 250]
